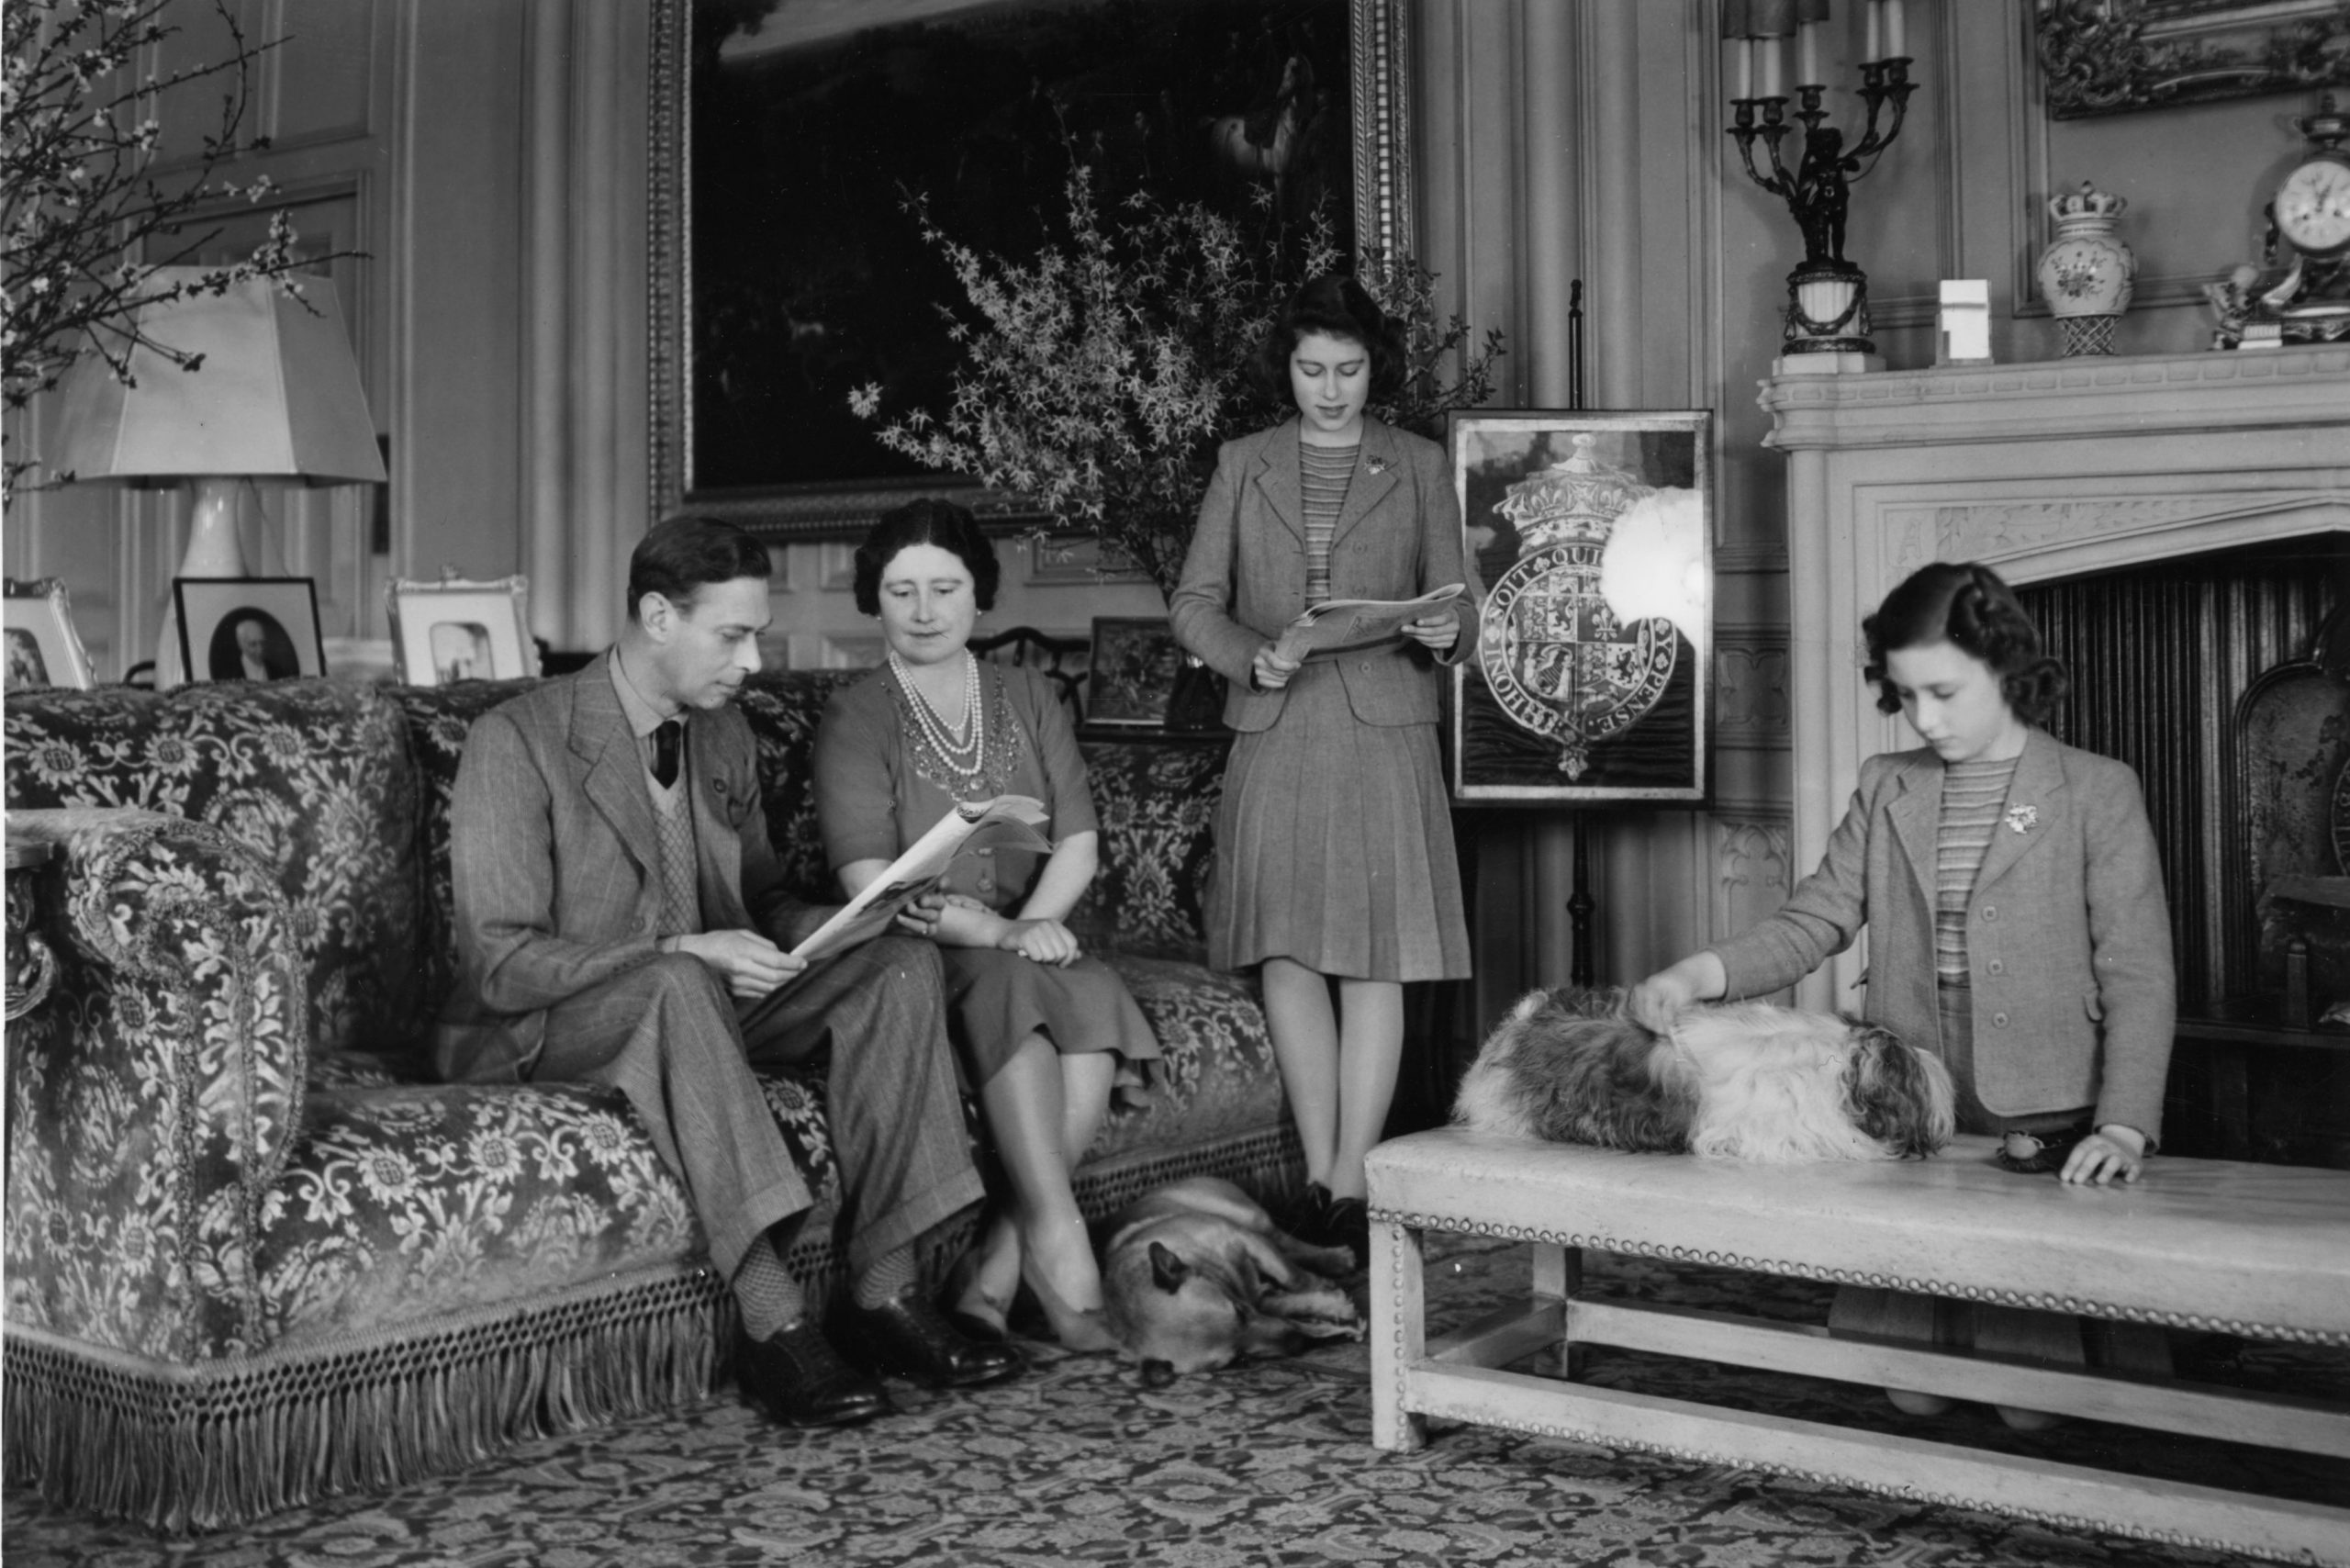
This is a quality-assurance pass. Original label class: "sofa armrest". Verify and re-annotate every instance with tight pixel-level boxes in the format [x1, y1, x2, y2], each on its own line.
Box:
[4, 807, 309, 1361]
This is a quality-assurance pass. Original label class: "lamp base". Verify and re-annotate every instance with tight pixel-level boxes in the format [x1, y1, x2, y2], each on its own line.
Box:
[155, 479, 249, 689]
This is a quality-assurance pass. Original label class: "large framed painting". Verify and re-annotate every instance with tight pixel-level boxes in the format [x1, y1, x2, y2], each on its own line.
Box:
[1450, 410, 1714, 805]
[2036, 1, 2350, 119]
[648, 0, 1416, 541]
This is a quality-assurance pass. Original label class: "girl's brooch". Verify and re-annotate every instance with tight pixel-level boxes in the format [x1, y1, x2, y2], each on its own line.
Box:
[2004, 804, 2039, 834]
[1366, 455, 1390, 475]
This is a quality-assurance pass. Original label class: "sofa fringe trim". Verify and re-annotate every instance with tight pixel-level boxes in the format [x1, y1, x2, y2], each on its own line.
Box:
[3, 1266, 725, 1533]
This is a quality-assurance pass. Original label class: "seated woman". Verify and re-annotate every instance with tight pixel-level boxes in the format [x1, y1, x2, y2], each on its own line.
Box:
[813, 498, 1158, 1354]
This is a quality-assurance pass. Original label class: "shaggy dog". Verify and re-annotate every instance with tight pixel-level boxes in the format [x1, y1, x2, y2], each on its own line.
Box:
[1452, 988, 1955, 1161]
[1101, 1177, 1364, 1386]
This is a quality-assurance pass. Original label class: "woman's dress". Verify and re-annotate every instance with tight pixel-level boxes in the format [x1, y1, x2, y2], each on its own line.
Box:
[815, 661, 1158, 1096]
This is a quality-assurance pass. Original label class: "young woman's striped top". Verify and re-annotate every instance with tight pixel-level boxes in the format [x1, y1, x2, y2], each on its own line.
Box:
[1934, 754, 2022, 983]
[1299, 440, 1358, 605]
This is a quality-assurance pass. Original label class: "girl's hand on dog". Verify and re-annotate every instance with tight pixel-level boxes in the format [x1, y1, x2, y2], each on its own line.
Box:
[2061, 1124, 2145, 1186]
[998, 916, 1080, 967]
[1627, 952, 1728, 1033]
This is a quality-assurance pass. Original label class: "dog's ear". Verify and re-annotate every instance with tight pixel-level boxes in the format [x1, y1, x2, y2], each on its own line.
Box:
[1140, 1358, 1178, 1389]
[1149, 1241, 1192, 1294]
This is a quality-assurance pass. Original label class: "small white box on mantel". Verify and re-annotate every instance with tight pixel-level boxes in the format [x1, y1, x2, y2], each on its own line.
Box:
[1937, 279, 1992, 365]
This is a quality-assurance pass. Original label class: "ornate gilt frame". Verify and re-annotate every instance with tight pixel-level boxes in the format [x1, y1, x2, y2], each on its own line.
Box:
[644, 0, 1416, 543]
[2036, 0, 2350, 120]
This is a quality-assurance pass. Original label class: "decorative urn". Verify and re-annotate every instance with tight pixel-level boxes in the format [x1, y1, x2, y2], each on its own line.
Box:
[2036, 180, 2136, 356]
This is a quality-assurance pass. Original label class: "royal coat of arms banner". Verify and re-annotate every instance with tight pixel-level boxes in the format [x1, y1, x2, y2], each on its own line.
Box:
[1449, 409, 1713, 803]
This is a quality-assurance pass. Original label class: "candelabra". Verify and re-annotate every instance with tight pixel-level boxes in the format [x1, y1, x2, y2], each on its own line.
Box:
[1726, 47, 1919, 362]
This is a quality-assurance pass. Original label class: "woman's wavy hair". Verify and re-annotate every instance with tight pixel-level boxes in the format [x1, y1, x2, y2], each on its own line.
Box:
[853, 496, 1001, 615]
[1253, 273, 1408, 404]
[1862, 561, 2067, 726]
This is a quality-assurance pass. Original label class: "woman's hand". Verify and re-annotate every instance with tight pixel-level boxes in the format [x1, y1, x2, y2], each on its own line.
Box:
[1250, 642, 1303, 691]
[1400, 609, 1460, 652]
[1626, 952, 1727, 1033]
[892, 890, 951, 939]
[997, 916, 1080, 967]
[2060, 1124, 2146, 1186]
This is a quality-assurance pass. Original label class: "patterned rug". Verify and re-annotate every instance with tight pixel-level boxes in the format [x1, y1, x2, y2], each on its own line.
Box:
[6, 1234, 2344, 1567]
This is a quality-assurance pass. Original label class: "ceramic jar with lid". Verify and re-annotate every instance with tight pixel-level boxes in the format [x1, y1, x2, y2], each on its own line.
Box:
[2036, 180, 2136, 355]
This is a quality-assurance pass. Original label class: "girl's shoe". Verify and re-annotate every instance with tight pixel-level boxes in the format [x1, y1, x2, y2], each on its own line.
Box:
[1885, 1389, 1954, 1417]
[1996, 1405, 2065, 1431]
[1322, 1195, 1371, 1271]
[1288, 1182, 1335, 1244]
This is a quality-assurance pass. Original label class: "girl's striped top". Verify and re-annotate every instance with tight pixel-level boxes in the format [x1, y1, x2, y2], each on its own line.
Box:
[1933, 753, 2022, 984]
[1299, 440, 1358, 605]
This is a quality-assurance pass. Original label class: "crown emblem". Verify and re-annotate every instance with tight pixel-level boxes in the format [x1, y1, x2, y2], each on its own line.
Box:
[1494, 433, 1655, 553]
[2047, 179, 2126, 227]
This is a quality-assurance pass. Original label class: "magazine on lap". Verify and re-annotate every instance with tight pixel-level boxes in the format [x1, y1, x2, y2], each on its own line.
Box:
[787, 793, 1053, 969]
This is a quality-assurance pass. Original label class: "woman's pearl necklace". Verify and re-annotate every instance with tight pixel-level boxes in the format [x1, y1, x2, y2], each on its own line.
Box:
[890, 648, 985, 771]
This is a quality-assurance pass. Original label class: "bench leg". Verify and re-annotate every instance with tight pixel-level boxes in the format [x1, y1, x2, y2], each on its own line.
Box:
[1533, 1240, 1585, 1379]
[1370, 1210, 1427, 1452]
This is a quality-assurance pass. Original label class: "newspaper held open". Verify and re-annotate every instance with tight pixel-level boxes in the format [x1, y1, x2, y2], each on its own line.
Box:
[1272, 583, 1468, 665]
[787, 794, 1053, 969]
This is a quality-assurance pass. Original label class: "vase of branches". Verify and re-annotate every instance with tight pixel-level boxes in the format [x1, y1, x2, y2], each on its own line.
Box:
[848, 163, 1504, 625]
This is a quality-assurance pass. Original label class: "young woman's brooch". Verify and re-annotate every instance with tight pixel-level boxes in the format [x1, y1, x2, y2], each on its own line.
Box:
[2004, 804, 2039, 834]
[1365, 455, 1390, 475]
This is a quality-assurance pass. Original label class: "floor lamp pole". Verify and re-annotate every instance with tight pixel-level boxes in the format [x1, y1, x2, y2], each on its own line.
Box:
[1566, 282, 1598, 989]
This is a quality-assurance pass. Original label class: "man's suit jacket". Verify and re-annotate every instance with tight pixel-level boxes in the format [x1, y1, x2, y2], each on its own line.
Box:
[1712, 728, 2177, 1142]
[1169, 416, 1465, 733]
[434, 654, 824, 1083]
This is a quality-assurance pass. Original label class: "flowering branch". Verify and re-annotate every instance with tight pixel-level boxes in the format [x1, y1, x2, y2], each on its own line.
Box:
[3, 0, 350, 505]
[850, 162, 1502, 599]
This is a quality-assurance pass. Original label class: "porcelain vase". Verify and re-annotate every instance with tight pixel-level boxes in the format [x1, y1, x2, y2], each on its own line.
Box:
[2036, 180, 2135, 356]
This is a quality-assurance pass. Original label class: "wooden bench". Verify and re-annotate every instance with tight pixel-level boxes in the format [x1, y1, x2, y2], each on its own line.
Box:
[1367, 1128, 2350, 1566]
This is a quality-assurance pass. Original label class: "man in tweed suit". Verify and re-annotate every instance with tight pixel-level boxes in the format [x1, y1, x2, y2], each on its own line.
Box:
[437, 516, 1018, 1427]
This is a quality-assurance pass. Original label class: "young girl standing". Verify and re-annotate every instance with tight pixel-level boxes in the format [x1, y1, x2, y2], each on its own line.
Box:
[1629, 561, 2176, 1424]
[1170, 275, 1472, 1264]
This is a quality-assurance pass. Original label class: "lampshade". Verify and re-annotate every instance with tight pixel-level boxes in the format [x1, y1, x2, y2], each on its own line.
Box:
[52, 267, 384, 687]
[54, 267, 384, 485]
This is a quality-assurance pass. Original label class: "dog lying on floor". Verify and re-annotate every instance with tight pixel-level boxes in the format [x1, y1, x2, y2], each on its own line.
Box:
[1452, 987, 1956, 1161]
[1101, 1177, 1364, 1385]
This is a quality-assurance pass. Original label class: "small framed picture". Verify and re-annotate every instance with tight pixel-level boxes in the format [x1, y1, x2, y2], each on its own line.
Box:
[388, 575, 540, 686]
[3, 577, 95, 691]
[174, 577, 326, 683]
[1085, 617, 1183, 728]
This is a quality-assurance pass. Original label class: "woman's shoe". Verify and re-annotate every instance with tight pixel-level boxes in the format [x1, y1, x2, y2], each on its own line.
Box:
[944, 1249, 1013, 1344]
[1018, 1257, 1120, 1354]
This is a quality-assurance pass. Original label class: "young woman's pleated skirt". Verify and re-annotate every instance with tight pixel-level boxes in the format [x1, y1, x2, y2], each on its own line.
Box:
[1205, 668, 1470, 981]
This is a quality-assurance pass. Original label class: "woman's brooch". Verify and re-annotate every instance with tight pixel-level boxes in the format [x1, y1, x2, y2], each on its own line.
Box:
[1366, 455, 1390, 476]
[2004, 804, 2039, 834]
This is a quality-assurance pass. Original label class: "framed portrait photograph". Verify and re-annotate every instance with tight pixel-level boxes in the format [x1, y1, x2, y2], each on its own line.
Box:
[648, 0, 1416, 540]
[1085, 617, 1185, 729]
[388, 576, 540, 687]
[174, 577, 326, 684]
[1449, 409, 1714, 805]
[3, 577, 95, 691]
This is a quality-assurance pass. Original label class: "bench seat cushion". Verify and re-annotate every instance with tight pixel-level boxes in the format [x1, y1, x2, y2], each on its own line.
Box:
[1368, 1130, 2350, 1343]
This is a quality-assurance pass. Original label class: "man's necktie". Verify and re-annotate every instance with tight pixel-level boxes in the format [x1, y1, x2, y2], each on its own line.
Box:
[652, 719, 683, 790]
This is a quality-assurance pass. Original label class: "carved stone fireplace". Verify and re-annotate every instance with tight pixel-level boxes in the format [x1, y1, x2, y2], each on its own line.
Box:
[1758, 345, 2350, 1046]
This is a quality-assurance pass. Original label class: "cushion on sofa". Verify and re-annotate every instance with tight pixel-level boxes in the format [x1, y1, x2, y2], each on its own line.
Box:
[4, 681, 419, 1060]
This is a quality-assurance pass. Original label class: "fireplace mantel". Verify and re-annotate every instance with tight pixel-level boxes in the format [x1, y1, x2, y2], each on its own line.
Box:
[1758, 345, 2350, 1013]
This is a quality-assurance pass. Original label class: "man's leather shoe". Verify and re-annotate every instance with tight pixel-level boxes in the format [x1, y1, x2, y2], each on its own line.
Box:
[842, 1293, 1023, 1388]
[736, 1321, 891, 1428]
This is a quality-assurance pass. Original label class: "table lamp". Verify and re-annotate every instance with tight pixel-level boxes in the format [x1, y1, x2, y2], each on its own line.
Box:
[52, 266, 386, 686]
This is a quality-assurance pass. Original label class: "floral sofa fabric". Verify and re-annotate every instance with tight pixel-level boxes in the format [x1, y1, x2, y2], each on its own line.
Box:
[3, 671, 1281, 1530]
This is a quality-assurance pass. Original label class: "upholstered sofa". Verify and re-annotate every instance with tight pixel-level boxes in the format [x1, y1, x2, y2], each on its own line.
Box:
[2, 669, 1289, 1529]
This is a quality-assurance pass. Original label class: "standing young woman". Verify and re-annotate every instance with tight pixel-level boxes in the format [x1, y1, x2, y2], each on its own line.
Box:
[1169, 274, 1472, 1265]
[814, 498, 1158, 1352]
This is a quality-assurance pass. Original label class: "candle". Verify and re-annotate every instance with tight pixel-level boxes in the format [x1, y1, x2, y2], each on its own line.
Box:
[1737, 38, 1753, 99]
[1759, 31, 1782, 98]
[1886, 0, 1907, 59]
[1798, 19, 1820, 85]
[1865, 0, 1881, 62]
